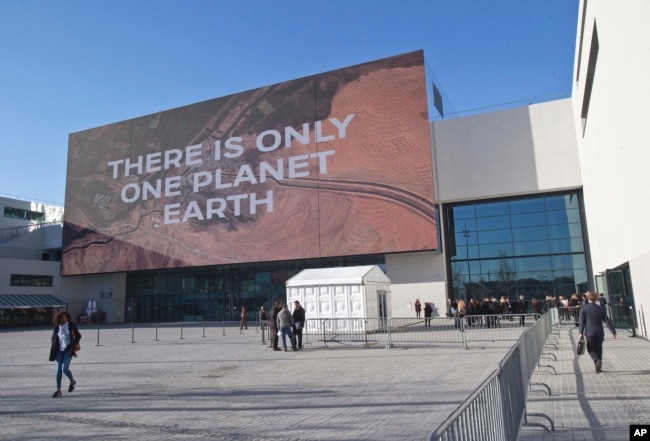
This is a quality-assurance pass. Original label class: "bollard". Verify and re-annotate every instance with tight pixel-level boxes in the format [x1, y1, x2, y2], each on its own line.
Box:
[96, 320, 101, 347]
[155, 320, 159, 341]
[202, 319, 206, 338]
[130, 297, 136, 344]
[180, 318, 185, 339]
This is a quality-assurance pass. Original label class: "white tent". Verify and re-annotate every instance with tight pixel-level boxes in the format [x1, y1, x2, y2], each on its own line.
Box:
[286, 265, 391, 332]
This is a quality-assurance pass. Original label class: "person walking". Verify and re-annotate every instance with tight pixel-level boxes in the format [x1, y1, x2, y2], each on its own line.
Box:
[49, 311, 81, 398]
[292, 300, 305, 349]
[579, 291, 617, 373]
[240, 306, 248, 330]
[424, 302, 433, 326]
[269, 301, 282, 351]
[277, 304, 298, 352]
[259, 306, 268, 330]
[415, 299, 422, 318]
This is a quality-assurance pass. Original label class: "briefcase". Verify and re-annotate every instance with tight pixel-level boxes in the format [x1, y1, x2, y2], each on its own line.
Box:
[577, 336, 585, 355]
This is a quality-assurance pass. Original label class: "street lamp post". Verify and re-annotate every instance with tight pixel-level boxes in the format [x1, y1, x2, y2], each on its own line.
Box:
[462, 222, 471, 300]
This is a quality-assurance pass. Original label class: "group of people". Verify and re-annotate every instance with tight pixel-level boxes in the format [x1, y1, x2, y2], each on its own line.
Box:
[443, 291, 617, 373]
[414, 299, 434, 325]
[446, 295, 530, 327]
[44, 290, 617, 400]
[265, 300, 305, 352]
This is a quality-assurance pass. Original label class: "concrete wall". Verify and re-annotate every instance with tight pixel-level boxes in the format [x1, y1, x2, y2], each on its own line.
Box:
[61, 273, 127, 323]
[0, 258, 62, 297]
[386, 251, 447, 318]
[572, 0, 650, 338]
[433, 98, 581, 203]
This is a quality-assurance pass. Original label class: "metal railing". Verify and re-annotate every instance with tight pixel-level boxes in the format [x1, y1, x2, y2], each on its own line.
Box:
[557, 306, 581, 326]
[428, 310, 559, 440]
[301, 314, 542, 349]
[0, 221, 62, 244]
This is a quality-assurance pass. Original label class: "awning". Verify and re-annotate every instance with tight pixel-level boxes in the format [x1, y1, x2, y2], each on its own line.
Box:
[0, 294, 68, 310]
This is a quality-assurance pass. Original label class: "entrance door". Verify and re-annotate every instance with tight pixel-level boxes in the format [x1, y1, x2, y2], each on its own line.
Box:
[606, 267, 635, 330]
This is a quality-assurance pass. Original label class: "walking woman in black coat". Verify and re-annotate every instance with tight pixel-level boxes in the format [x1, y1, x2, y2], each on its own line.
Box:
[49, 311, 81, 398]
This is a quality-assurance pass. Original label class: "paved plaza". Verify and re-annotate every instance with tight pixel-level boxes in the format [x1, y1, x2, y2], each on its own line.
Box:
[0, 321, 647, 440]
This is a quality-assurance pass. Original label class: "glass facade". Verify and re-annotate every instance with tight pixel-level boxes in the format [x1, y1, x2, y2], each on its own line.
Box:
[445, 192, 590, 301]
[126, 255, 385, 323]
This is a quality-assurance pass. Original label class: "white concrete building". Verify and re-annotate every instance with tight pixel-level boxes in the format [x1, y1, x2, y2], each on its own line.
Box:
[0, 196, 66, 325]
[570, 0, 650, 337]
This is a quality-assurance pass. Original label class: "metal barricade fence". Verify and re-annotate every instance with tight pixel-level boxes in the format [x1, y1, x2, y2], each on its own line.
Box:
[557, 306, 580, 325]
[460, 314, 540, 349]
[386, 317, 462, 346]
[428, 310, 558, 440]
[303, 315, 546, 349]
[303, 318, 388, 348]
[303, 317, 465, 348]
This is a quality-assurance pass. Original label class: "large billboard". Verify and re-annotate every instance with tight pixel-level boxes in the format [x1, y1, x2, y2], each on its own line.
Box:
[62, 50, 437, 275]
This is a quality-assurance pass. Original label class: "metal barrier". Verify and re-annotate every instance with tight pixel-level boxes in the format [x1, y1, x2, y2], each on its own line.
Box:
[303, 315, 543, 349]
[557, 306, 580, 326]
[303, 318, 388, 348]
[428, 310, 558, 440]
[460, 314, 541, 349]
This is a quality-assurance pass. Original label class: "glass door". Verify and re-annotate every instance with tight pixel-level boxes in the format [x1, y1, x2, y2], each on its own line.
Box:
[606, 267, 635, 330]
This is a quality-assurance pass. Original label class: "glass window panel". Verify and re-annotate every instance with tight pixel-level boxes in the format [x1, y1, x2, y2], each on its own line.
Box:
[477, 215, 511, 231]
[565, 208, 581, 224]
[451, 204, 476, 220]
[549, 238, 584, 254]
[447, 192, 587, 302]
[478, 228, 512, 244]
[478, 243, 514, 259]
[515, 256, 552, 272]
[546, 208, 580, 225]
[479, 258, 517, 278]
[573, 269, 589, 286]
[453, 219, 477, 237]
[509, 198, 545, 214]
[548, 224, 578, 240]
[512, 226, 549, 242]
[551, 254, 587, 271]
[455, 245, 480, 259]
[511, 212, 547, 228]
[476, 201, 509, 217]
[546, 193, 579, 211]
[454, 230, 478, 247]
[513, 240, 550, 256]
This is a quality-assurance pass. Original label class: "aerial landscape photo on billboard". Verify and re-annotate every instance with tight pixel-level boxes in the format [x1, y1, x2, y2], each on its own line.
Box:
[62, 50, 437, 275]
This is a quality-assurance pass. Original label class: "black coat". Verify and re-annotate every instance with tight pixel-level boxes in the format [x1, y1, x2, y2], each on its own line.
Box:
[579, 302, 616, 337]
[292, 307, 306, 329]
[49, 322, 81, 361]
[269, 306, 282, 331]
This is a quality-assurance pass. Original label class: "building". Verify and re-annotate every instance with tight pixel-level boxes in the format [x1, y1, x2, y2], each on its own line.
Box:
[8, 0, 646, 337]
[0, 195, 66, 326]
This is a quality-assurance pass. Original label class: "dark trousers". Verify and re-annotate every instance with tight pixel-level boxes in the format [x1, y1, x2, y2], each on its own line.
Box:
[271, 327, 279, 349]
[294, 328, 303, 348]
[586, 334, 605, 362]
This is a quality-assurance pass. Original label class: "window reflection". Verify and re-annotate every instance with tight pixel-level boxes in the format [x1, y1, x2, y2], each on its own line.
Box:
[446, 192, 589, 301]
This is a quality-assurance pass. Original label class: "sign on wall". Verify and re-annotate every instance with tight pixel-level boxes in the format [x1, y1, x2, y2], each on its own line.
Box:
[62, 50, 437, 275]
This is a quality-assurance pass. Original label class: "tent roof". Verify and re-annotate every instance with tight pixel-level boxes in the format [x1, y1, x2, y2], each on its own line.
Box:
[286, 265, 389, 286]
[0, 294, 67, 310]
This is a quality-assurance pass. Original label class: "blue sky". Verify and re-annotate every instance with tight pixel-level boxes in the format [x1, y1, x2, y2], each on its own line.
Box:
[0, 0, 579, 205]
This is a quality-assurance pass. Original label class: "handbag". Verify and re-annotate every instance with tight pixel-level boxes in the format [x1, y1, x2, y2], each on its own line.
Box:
[74, 343, 81, 352]
[576, 336, 585, 355]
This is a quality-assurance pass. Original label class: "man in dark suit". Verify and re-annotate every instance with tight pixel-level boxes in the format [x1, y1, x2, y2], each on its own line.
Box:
[269, 300, 282, 351]
[579, 291, 617, 373]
